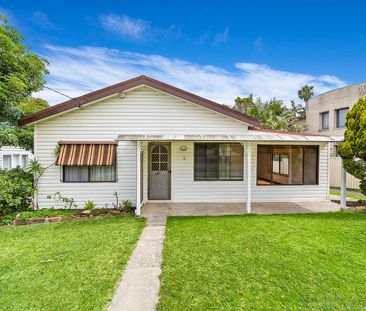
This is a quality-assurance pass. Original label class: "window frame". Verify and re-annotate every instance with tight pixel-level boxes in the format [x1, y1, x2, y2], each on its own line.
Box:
[2, 154, 29, 170]
[335, 107, 349, 129]
[194, 143, 244, 181]
[62, 165, 117, 183]
[256, 145, 319, 186]
[272, 153, 289, 176]
[320, 111, 329, 130]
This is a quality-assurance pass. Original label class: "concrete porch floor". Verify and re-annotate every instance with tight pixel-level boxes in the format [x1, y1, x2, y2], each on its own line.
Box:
[141, 201, 341, 217]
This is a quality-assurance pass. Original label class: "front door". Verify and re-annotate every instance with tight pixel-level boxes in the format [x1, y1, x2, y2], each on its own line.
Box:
[148, 143, 171, 200]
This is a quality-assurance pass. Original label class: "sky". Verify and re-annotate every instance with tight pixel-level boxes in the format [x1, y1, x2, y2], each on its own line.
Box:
[1, 0, 365, 106]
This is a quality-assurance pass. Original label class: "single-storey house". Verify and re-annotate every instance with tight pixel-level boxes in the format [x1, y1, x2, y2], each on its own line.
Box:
[20, 76, 340, 215]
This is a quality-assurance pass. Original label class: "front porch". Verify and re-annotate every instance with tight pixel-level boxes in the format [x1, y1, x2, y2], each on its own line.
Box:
[141, 201, 341, 218]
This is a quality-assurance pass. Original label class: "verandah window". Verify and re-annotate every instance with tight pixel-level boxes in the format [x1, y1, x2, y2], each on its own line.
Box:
[194, 143, 243, 181]
[257, 145, 318, 185]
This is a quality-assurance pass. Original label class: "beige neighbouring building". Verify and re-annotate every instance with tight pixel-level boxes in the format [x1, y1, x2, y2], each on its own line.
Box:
[306, 82, 366, 155]
[305, 82, 366, 189]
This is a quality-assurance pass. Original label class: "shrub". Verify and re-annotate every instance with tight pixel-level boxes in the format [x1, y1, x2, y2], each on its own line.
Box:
[84, 200, 96, 210]
[338, 97, 366, 195]
[122, 200, 134, 212]
[0, 168, 34, 216]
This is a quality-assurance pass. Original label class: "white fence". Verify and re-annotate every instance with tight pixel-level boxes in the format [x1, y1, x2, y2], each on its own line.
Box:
[330, 157, 360, 189]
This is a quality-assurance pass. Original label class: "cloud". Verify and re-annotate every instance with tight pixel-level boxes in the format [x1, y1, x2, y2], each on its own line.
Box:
[99, 14, 148, 40]
[36, 44, 347, 106]
[212, 27, 229, 46]
[32, 11, 59, 29]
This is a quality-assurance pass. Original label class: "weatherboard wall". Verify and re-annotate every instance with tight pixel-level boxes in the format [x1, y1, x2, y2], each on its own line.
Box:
[34, 86, 249, 209]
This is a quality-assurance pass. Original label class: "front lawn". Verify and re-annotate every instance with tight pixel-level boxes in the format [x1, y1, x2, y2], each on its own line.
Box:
[159, 212, 366, 310]
[0, 216, 145, 311]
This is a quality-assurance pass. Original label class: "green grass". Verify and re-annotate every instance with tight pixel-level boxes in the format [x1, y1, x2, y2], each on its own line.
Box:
[158, 212, 366, 310]
[330, 190, 366, 200]
[0, 216, 145, 311]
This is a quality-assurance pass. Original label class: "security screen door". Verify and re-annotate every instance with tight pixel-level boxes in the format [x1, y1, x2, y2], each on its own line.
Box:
[148, 143, 171, 200]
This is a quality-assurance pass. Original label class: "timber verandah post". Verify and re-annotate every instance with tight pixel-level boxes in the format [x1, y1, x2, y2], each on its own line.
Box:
[340, 158, 347, 209]
[242, 141, 253, 214]
[136, 141, 141, 216]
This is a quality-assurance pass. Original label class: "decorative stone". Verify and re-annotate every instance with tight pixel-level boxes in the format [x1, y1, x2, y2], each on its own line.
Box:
[47, 216, 62, 223]
[28, 218, 46, 225]
[12, 219, 27, 226]
[109, 210, 122, 215]
[80, 210, 91, 216]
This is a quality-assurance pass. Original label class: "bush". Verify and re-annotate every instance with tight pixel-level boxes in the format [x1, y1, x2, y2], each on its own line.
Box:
[0, 168, 34, 216]
[122, 200, 134, 212]
[84, 200, 96, 210]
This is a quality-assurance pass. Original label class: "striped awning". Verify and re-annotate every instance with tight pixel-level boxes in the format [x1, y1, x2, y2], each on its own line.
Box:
[56, 142, 117, 166]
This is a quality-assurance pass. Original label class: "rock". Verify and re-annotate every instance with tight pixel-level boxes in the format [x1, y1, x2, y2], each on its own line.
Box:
[47, 216, 62, 223]
[28, 218, 45, 225]
[12, 219, 27, 226]
[109, 209, 122, 215]
[80, 210, 91, 216]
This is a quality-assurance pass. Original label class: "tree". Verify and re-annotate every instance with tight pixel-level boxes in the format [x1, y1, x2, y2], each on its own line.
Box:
[338, 97, 366, 195]
[0, 15, 48, 124]
[0, 14, 49, 151]
[298, 85, 314, 105]
[233, 95, 255, 114]
[238, 97, 306, 132]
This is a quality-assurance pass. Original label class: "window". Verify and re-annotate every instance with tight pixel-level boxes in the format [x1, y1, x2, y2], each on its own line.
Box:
[194, 143, 243, 181]
[321, 111, 329, 130]
[272, 154, 289, 175]
[63, 166, 116, 182]
[21, 155, 28, 168]
[257, 145, 318, 185]
[13, 155, 20, 168]
[336, 108, 349, 128]
[3, 155, 12, 170]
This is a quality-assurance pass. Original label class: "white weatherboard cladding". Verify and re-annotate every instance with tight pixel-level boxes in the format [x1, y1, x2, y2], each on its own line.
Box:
[142, 141, 328, 203]
[35, 86, 249, 209]
[170, 141, 246, 202]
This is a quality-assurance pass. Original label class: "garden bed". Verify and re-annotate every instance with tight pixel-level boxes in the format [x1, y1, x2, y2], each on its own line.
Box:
[0, 208, 134, 226]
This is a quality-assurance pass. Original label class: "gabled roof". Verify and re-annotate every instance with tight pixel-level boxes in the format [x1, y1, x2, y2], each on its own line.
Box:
[19, 75, 260, 126]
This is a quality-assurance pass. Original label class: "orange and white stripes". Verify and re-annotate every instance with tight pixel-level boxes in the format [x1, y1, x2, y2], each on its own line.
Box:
[56, 143, 116, 166]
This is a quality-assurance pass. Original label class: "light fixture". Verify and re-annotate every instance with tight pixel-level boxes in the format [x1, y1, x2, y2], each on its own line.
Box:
[180, 146, 188, 151]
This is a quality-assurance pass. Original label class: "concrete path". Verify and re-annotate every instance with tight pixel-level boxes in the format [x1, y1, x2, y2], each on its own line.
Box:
[108, 216, 166, 311]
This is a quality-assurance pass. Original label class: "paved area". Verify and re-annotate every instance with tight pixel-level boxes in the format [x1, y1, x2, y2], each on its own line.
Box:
[141, 201, 341, 217]
[108, 216, 166, 311]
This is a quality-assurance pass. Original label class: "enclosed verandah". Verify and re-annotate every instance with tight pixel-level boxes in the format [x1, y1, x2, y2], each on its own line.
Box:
[118, 132, 343, 216]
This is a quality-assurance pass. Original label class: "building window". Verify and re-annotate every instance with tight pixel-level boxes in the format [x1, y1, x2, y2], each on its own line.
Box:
[22, 155, 28, 168]
[2, 154, 29, 170]
[336, 108, 349, 128]
[3, 155, 12, 170]
[194, 143, 243, 181]
[63, 166, 116, 182]
[257, 145, 318, 185]
[321, 111, 329, 130]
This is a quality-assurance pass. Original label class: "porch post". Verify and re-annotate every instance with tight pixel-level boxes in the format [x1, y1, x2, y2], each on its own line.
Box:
[340, 159, 347, 209]
[246, 142, 252, 214]
[136, 141, 141, 216]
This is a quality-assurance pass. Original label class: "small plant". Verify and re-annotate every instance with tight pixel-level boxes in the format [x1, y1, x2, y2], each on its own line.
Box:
[47, 192, 78, 209]
[121, 200, 134, 212]
[84, 200, 96, 211]
[112, 191, 122, 209]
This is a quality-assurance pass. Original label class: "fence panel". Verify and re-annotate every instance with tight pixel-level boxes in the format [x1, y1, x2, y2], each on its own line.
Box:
[330, 157, 360, 189]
